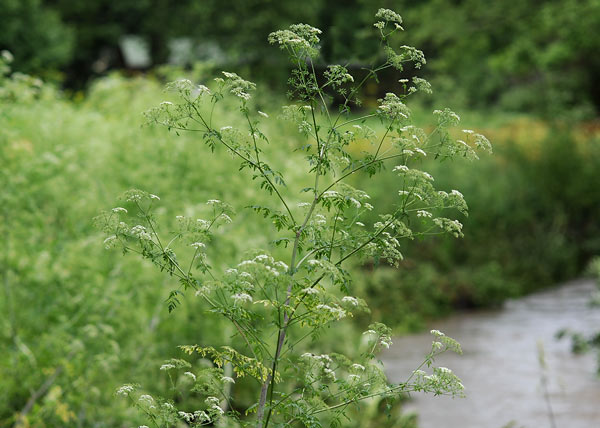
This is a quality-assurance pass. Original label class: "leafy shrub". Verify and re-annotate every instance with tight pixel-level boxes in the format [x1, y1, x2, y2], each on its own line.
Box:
[356, 125, 600, 326]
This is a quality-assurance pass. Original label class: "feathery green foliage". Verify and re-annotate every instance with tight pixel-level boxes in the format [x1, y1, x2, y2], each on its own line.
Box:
[99, 11, 488, 427]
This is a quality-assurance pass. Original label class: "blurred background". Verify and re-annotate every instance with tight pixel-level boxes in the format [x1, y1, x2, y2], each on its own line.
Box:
[1, 1, 600, 427]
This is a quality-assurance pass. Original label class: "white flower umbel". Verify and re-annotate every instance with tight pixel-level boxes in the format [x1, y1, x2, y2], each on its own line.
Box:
[232, 293, 253, 304]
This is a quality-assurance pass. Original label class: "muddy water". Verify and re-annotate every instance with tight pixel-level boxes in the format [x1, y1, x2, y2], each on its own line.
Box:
[381, 279, 600, 428]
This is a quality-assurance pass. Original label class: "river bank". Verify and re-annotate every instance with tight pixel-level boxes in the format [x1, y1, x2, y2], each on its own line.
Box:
[382, 279, 600, 428]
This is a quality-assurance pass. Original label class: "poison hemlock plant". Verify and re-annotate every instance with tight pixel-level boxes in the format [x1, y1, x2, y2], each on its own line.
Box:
[97, 9, 491, 428]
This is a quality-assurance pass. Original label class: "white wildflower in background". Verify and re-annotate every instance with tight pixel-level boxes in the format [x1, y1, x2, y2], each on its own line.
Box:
[196, 219, 211, 228]
[254, 254, 271, 263]
[349, 197, 361, 208]
[184, 371, 196, 381]
[316, 354, 332, 364]
[149, 194, 160, 200]
[274, 261, 289, 271]
[264, 266, 280, 277]
[434, 108, 460, 126]
[377, 93, 410, 119]
[170, 78, 193, 92]
[298, 120, 312, 134]
[125, 190, 145, 202]
[316, 304, 346, 319]
[1, 50, 14, 63]
[160, 363, 176, 371]
[342, 296, 358, 306]
[131, 224, 146, 235]
[351, 363, 365, 372]
[116, 384, 134, 396]
[191, 84, 210, 99]
[322, 190, 339, 198]
[130, 225, 151, 240]
[206, 396, 220, 406]
[419, 170, 434, 181]
[411, 77, 432, 94]
[112, 207, 127, 214]
[380, 337, 392, 348]
[212, 405, 225, 415]
[324, 64, 354, 86]
[190, 242, 205, 249]
[222, 376, 235, 384]
[375, 8, 403, 24]
[103, 235, 117, 249]
[474, 133, 492, 153]
[195, 285, 211, 297]
[313, 214, 327, 225]
[232, 293, 252, 303]
[433, 218, 464, 238]
[194, 410, 210, 422]
[178, 411, 193, 423]
[323, 367, 337, 381]
[139, 394, 154, 405]
[258, 111, 269, 118]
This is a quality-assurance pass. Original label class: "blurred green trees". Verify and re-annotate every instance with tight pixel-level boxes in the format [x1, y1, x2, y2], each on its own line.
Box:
[0, 0, 73, 76]
[1, 0, 599, 115]
[400, 0, 600, 116]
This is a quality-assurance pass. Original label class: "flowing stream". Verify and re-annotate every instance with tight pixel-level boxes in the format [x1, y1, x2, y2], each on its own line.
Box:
[381, 279, 600, 428]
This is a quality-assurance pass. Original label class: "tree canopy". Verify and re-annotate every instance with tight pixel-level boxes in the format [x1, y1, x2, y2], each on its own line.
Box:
[1, 0, 599, 116]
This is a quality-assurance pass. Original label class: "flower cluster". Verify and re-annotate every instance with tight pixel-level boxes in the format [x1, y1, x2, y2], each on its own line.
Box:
[377, 93, 410, 120]
[268, 24, 322, 58]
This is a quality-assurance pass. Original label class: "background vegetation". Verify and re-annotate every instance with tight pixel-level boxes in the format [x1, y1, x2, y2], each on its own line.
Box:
[3, 0, 600, 117]
[1, 1, 600, 426]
